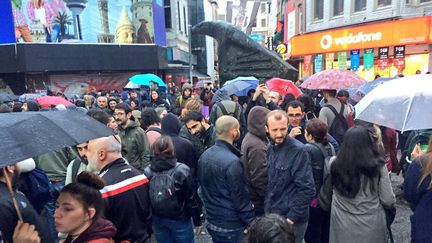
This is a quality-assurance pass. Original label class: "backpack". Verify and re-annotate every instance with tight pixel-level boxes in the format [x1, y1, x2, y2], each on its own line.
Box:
[325, 104, 348, 144]
[71, 158, 82, 183]
[216, 101, 241, 121]
[311, 143, 336, 181]
[20, 168, 52, 214]
[149, 163, 183, 217]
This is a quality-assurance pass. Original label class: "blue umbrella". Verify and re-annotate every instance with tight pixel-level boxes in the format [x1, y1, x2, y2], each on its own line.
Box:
[356, 77, 396, 95]
[129, 73, 166, 87]
[222, 76, 259, 96]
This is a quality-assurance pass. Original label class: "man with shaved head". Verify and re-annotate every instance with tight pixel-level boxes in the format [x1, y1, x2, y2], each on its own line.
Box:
[198, 116, 255, 242]
[86, 136, 151, 242]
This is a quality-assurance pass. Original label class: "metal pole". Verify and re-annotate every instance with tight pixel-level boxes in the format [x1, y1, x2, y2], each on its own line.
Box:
[188, 0, 193, 85]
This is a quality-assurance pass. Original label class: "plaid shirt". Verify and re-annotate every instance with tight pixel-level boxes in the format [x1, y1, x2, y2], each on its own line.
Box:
[12, 6, 28, 27]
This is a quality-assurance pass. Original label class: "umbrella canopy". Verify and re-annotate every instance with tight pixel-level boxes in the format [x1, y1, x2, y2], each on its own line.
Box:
[0, 110, 115, 168]
[356, 77, 396, 96]
[36, 96, 75, 108]
[266, 78, 302, 98]
[124, 81, 141, 89]
[300, 69, 366, 90]
[129, 73, 166, 87]
[355, 74, 432, 132]
[222, 76, 259, 96]
[0, 93, 17, 103]
[19, 93, 44, 102]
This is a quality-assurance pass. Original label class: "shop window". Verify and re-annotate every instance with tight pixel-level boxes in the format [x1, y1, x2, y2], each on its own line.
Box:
[377, 0, 392, 7]
[314, 0, 323, 20]
[261, 3, 266, 14]
[183, 7, 188, 35]
[354, 0, 367, 11]
[177, 2, 182, 33]
[164, 0, 172, 29]
[333, 0, 344, 16]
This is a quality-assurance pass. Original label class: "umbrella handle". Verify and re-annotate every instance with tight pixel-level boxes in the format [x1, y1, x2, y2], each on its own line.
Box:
[3, 168, 23, 221]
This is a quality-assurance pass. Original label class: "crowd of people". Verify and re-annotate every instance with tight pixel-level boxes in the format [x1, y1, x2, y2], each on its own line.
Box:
[0, 78, 431, 243]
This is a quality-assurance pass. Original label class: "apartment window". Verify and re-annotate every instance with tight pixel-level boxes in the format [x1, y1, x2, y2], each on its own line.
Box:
[333, 0, 344, 16]
[354, 0, 367, 11]
[164, 0, 172, 28]
[177, 2, 181, 32]
[298, 4, 303, 34]
[183, 7, 188, 35]
[261, 3, 266, 14]
[377, 0, 392, 7]
[314, 0, 323, 20]
[261, 18, 266, 27]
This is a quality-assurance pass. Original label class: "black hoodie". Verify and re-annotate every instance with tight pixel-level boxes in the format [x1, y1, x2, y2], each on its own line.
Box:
[161, 113, 198, 175]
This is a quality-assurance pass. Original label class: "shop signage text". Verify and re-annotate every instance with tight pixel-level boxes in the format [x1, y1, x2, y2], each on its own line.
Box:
[320, 32, 382, 50]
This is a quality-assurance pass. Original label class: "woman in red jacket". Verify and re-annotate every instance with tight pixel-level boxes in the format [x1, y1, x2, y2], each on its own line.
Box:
[55, 172, 116, 243]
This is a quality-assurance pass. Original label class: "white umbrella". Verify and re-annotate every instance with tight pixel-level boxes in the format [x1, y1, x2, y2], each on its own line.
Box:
[355, 74, 432, 132]
[124, 81, 140, 89]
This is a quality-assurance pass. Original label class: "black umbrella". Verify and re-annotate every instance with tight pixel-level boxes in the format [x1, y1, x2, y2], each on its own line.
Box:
[0, 93, 17, 103]
[0, 110, 115, 168]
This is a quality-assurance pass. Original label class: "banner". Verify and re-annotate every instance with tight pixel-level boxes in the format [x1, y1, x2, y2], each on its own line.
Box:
[394, 58, 406, 70]
[314, 54, 323, 73]
[379, 47, 389, 59]
[377, 59, 390, 70]
[364, 48, 374, 70]
[325, 53, 334, 70]
[350, 50, 360, 71]
[394, 45, 405, 58]
[337, 52, 347, 70]
[303, 55, 312, 73]
[10, 0, 164, 45]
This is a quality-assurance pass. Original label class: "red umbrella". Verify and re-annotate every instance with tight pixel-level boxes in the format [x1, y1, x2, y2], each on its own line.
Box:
[36, 96, 74, 108]
[266, 78, 302, 98]
[300, 69, 366, 90]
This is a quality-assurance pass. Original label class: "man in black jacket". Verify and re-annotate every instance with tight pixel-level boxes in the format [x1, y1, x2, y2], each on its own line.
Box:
[265, 110, 315, 243]
[198, 116, 255, 243]
[86, 136, 152, 242]
[0, 162, 52, 243]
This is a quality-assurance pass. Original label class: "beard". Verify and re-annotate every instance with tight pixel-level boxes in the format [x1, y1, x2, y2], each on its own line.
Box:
[270, 133, 286, 145]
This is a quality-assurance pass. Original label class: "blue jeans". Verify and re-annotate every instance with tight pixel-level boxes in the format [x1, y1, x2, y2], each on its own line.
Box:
[41, 180, 65, 243]
[51, 24, 62, 42]
[206, 227, 244, 243]
[153, 216, 195, 243]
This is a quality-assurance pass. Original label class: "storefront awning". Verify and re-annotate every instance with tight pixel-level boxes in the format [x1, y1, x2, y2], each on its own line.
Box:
[290, 16, 432, 56]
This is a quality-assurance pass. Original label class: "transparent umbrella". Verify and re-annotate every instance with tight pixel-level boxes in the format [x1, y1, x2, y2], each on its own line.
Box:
[354, 74, 432, 132]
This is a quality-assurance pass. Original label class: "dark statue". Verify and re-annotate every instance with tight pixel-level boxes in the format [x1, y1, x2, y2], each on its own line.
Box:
[192, 21, 298, 85]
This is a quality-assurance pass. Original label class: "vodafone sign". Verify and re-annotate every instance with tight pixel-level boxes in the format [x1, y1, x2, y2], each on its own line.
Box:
[319, 32, 382, 50]
[290, 16, 431, 56]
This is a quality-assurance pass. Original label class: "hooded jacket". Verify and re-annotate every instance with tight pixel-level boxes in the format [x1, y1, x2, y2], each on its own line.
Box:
[173, 83, 193, 115]
[161, 113, 198, 175]
[144, 156, 202, 226]
[240, 106, 270, 216]
[117, 119, 151, 171]
[26, 100, 40, 111]
[64, 218, 117, 243]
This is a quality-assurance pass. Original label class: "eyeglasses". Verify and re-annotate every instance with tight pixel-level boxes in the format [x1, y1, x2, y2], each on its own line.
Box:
[287, 113, 303, 118]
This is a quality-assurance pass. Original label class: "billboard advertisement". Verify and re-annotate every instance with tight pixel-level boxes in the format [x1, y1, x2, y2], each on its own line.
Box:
[0, 1, 16, 44]
[9, 0, 165, 45]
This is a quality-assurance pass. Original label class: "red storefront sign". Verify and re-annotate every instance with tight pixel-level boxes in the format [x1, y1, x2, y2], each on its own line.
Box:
[304, 55, 312, 73]
[394, 58, 406, 70]
[377, 59, 390, 70]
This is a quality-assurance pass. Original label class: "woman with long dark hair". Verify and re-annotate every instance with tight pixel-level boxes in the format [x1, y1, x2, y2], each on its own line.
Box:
[55, 172, 116, 243]
[404, 136, 432, 243]
[320, 126, 395, 243]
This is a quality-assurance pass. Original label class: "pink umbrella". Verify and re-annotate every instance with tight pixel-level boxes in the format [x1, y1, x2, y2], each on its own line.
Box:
[300, 69, 366, 90]
[36, 96, 74, 108]
[266, 78, 302, 98]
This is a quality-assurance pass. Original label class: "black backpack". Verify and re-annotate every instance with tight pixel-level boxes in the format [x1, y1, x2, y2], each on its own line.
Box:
[216, 101, 241, 121]
[149, 163, 183, 217]
[311, 143, 336, 182]
[325, 104, 348, 144]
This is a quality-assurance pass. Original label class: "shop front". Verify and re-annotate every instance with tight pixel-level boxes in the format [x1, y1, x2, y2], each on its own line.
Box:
[290, 16, 432, 81]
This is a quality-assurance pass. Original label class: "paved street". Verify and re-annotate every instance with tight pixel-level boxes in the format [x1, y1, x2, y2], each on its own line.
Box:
[391, 173, 412, 243]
